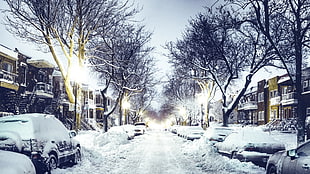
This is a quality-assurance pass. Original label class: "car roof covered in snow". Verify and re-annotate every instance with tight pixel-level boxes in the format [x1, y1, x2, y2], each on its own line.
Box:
[0, 113, 70, 141]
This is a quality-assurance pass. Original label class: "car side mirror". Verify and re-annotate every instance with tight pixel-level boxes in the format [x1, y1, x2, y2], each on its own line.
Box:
[69, 130, 77, 138]
[287, 149, 297, 159]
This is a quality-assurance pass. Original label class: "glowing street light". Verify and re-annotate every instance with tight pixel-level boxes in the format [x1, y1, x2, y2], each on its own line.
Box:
[122, 96, 130, 124]
[197, 93, 205, 128]
[70, 64, 87, 131]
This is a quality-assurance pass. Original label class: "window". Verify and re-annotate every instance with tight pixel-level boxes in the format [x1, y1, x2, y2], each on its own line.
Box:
[304, 80, 309, 88]
[270, 90, 278, 98]
[96, 95, 102, 105]
[2, 62, 13, 72]
[258, 111, 265, 121]
[89, 91, 93, 100]
[307, 107, 310, 116]
[282, 87, 288, 94]
[270, 109, 277, 120]
[258, 92, 264, 102]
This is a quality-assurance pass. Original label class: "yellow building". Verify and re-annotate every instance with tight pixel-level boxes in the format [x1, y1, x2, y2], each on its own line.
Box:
[268, 76, 281, 122]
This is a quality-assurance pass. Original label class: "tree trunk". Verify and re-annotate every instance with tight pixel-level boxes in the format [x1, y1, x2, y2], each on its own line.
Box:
[100, 88, 109, 132]
[295, 20, 304, 145]
[222, 74, 253, 126]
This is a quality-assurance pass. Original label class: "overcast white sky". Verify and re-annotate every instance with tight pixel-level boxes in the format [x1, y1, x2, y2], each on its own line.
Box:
[134, 0, 216, 78]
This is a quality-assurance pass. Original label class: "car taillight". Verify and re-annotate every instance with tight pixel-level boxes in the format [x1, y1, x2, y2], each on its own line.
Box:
[24, 139, 44, 152]
[244, 146, 255, 151]
[31, 151, 41, 159]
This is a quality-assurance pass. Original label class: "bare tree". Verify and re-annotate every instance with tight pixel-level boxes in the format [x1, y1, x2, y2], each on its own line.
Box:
[3, 0, 136, 103]
[231, 0, 310, 144]
[89, 23, 155, 130]
[167, 5, 276, 126]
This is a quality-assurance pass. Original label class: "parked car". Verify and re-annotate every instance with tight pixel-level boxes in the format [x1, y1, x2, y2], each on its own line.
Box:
[177, 126, 189, 138]
[215, 128, 285, 167]
[134, 122, 146, 135]
[109, 125, 135, 140]
[183, 126, 205, 140]
[170, 125, 180, 134]
[0, 113, 81, 174]
[266, 140, 310, 174]
[0, 150, 36, 174]
[122, 125, 135, 140]
[204, 127, 234, 144]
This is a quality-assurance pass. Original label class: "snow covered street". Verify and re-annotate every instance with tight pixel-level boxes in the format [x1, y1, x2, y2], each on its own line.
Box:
[53, 129, 268, 174]
[110, 131, 204, 174]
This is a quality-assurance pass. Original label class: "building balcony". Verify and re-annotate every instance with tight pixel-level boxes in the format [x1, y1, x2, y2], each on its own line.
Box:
[270, 96, 281, 106]
[0, 70, 18, 91]
[34, 82, 53, 98]
[281, 92, 298, 106]
[238, 101, 258, 110]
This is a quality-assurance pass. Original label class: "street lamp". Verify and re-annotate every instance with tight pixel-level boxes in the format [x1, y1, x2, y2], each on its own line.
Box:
[70, 64, 87, 131]
[197, 93, 205, 128]
[122, 97, 130, 125]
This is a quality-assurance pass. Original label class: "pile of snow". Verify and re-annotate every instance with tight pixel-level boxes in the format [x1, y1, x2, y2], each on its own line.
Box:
[181, 137, 265, 174]
[75, 127, 129, 149]
[95, 127, 129, 147]
[53, 128, 131, 174]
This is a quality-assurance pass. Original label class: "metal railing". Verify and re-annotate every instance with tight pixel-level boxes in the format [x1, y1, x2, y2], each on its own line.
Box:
[0, 70, 17, 83]
[35, 82, 53, 95]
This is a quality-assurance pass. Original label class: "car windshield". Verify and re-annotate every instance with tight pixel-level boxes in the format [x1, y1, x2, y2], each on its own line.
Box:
[297, 142, 310, 156]
[0, 119, 34, 140]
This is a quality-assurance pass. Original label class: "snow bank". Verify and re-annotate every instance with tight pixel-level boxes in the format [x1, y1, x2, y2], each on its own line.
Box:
[53, 129, 131, 174]
[95, 130, 129, 147]
[181, 136, 265, 174]
[75, 128, 129, 149]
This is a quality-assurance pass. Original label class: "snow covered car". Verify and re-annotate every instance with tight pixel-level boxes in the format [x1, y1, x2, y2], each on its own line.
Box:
[0, 113, 81, 173]
[109, 125, 135, 140]
[204, 127, 234, 144]
[134, 122, 146, 135]
[170, 125, 180, 134]
[183, 126, 205, 140]
[122, 125, 135, 140]
[0, 150, 36, 174]
[177, 126, 189, 137]
[266, 140, 310, 174]
[215, 128, 285, 167]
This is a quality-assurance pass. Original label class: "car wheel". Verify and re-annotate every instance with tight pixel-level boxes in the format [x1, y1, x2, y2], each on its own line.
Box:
[267, 165, 277, 174]
[73, 148, 81, 164]
[47, 154, 58, 171]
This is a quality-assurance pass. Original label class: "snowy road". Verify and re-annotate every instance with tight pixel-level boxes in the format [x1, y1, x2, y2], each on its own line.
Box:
[111, 131, 204, 174]
[53, 130, 265, 174]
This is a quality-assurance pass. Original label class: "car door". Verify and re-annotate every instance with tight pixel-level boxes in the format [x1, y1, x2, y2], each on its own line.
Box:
[281, 155, 297, 174]
[282, 141, 310, 174]
[294, 142, 310, 174]
[50, 118, 74, 157]
[295, 156, 310, 174]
